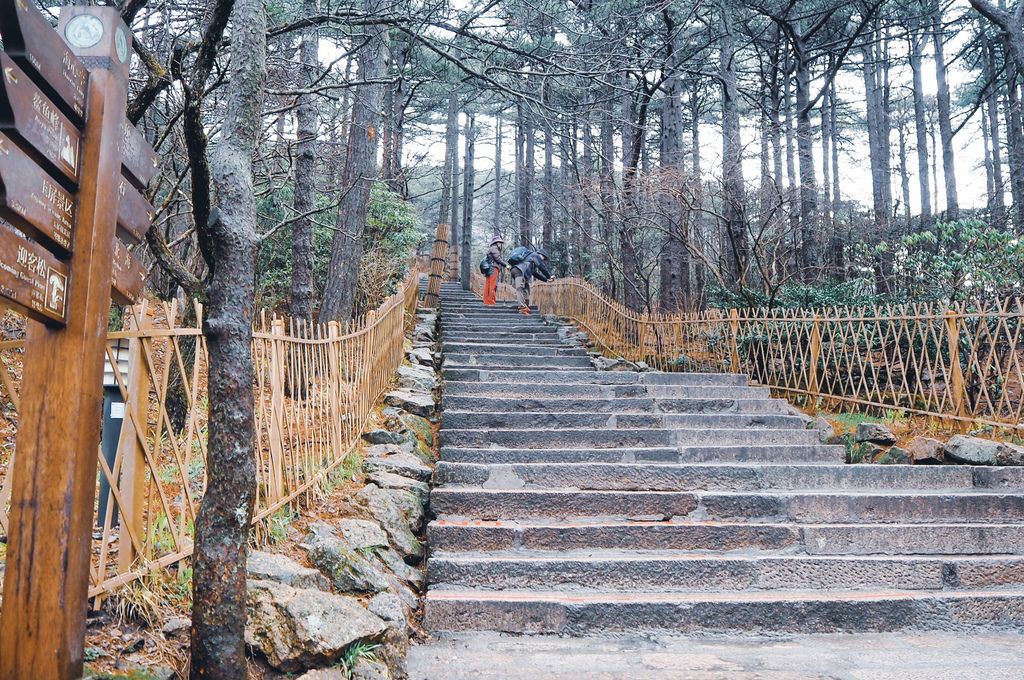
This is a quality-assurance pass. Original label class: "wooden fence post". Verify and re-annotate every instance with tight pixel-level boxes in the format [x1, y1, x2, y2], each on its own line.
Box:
[809, 314, 822, 397]
[117, 303, 152, 574]
[267, 318, 286, 504]
[729, 309, 741, 374]
[945, 308, 968, 423]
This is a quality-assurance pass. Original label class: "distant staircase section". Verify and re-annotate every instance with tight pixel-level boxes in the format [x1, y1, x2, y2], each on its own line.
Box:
[425, 283, 1024, 636]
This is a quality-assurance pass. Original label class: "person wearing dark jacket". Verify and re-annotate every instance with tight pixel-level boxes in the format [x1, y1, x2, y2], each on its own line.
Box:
[511, 250, 552, 315]
[483, 233, 507, 305]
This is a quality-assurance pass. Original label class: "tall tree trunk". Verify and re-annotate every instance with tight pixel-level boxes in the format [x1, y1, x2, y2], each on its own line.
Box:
[599, 94, 616, 291]
[318, 15, 387, 321]
[909, 20, 932, 230]
[898, 120, 913, 233]
[661, 23, 689, 311]
[494, 115, 502, 233]
[862, 39, 893, 294]
[783, 54, 799, 246]
[830, 79, 843, 274]
[821, 84, 833, 269]
[461, 114, 475, 289]
[543, 115, 554, 254]
[720, 6, 747, 289]
[581, 115, 596, 276]
[933, 3, 959, 219]
[794, 51, 819, 280]
[524, 106, 536, 245]
[289, 0, 318, 320]
[448, 95, 460, 275]
[189, 0, 265, 675]
[1006, 70, 1024, 231]
[985, 34, 1006, 228]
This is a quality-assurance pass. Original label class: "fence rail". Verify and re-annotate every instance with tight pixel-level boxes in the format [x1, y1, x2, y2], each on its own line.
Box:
[534, 278, 1024, 432]
[0, 266, 420, 599]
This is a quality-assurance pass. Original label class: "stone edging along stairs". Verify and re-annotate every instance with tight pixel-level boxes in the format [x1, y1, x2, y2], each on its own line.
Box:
[424, 283, 1024, 636]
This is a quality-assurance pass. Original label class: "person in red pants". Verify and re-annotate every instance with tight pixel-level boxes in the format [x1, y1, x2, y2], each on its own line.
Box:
[483, 233, 507, 305]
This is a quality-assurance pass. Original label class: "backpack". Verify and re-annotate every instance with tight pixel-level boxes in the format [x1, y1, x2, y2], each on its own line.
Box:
[479, 256, 492, 276]
[507, 246, 531, 267]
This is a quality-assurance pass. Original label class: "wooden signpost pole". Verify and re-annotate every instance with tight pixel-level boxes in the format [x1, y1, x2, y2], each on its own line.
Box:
[0, 7, 133, 679]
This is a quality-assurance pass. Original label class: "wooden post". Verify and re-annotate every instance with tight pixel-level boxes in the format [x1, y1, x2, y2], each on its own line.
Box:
[945, 308, 968, 423]
[809, 314, 822, 397]
[0, 59, 126, 680]
[728, 309, 741, 374]
[117, 303, 153, 574]
[267, 318, 286, 504]
[424, 222, 450, 307]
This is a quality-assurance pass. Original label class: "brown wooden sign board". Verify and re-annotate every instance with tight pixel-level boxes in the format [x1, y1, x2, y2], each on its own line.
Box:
[0, 0, 88, 122]
[119, 121, 157, 189]
[0, 218, 67, 324]
[0, 53, 80, 186]
[110, 237, 144, 305]
[117, 177, 153, 243]
[0, 131, 75, 254]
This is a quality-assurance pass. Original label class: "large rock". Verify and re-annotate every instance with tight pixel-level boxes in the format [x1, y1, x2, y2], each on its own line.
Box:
[245, 580, 386, 672]
[811, 416, 836, 444]
[855, 422, 897, 445]
[297, 670, 347, 680]
[362, 429, 409, 446]
[407, 347, 433, 367]
[247, 550, 329, 590]
[369, 592, 408, 632]
[397, 365, 436, 392]
[357, 485, 424, 563]
[368, 471, 430, 506]
[945, 435, 1024, 465]
[592, 356, 636, 372]
[334, 519, 389, 551]
[364, 451, 432, 483]
[877, 446, 911, 465]
[302, 522, 390, 593]
[399, 412, 435, 447]
[384, 389, 435, 417]
[352, 659, 391, 680]
[906, 437, 945, 464]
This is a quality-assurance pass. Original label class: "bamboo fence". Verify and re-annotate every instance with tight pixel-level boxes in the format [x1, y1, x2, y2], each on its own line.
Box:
[534, 277, 1024, 432]
[0, 266, 420, 600]
[423, 223, 451, 307]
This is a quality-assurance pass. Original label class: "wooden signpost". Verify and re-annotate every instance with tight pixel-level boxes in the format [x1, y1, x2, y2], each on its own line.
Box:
[0, 4, 157, 679]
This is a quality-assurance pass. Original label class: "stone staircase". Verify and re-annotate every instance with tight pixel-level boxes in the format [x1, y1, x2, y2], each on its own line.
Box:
[425, 283, 1024, 636]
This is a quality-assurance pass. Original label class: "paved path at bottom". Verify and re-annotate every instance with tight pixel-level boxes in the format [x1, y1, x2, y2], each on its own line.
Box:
[408, 631, 1024, 679]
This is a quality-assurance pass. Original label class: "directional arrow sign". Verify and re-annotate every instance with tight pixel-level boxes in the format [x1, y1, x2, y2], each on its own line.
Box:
[0, 0, 88, 122]
[0, 131, 75, 254]
[0, 53, 80, 186]
[119, 121, 158, 190]
[0, 218, 68, 324]
[110, 237, 145, 305]
[117, 177, 153, 243]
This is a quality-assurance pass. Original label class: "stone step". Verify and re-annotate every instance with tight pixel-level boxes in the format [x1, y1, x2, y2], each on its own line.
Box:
[439, 428, 820, 449]
[443, 354, 594, 369]
[439, 370, 750, 386]
[433, 462, 1024, 491]
[441, 381, 772, 400]
[423, 588, 1024, 634]
[440, 395, 791, 414]
[441, 343, 588, 357]
[427, 519, 1024, 555]
[430, 488, 1024, 523]
[437, 445, 845, 465]
[427, 551, 1024, 592]
[442, 324, 560, 334]
[443, 334, 569, 345]
[439, 411, 807, 431]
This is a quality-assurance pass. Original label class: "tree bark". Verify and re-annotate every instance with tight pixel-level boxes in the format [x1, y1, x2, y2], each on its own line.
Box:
[1006, 71, 1024, 231]
[720, 5, 747, 289]
[543, 114, 554, 254]
[189, 0, 265, 675]
[289, 0, 318, 320]
[494, 114, 502, 233]
[461, 113, 475, 289]
[909, 17, 932, 230]
[318, 7, 387, 322]
[984, 34, 1006, 228]
[932, 3, 959, 219]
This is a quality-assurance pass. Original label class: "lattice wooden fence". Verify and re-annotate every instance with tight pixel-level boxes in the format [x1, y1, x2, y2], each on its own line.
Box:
[0, 266, 420, 599]
[535, 278, 1024, 432]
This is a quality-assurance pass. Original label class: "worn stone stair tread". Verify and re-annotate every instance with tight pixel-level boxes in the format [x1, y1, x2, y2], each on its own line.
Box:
[437, 444, 846, 464]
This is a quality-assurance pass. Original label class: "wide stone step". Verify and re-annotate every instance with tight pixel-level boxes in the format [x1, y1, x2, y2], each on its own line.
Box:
[442, 381, 772, 400]
[433, 462, 1024, 491]
[427, 519, 1024, 555]
[444, 353, 594, 369]
[430, 488, 1024, 523]
[440, 369, 750, 385]
[440, 411, 807, 431]
[442, 324, 559, 335]
[427, 551, 1024, 592]
[438, 445, 845, 464]
[440, 428, 673, 449]
[444, 334, 568, 345]
[423, 588, 1024, 634]
[440, 396, 791, 414]
[441, 343, 588, 357]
